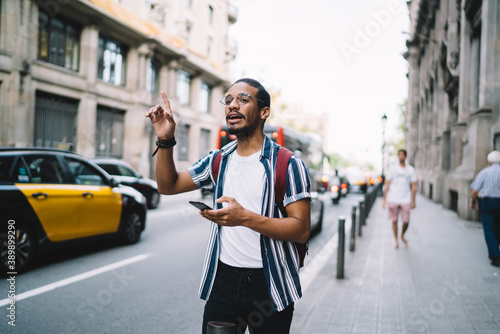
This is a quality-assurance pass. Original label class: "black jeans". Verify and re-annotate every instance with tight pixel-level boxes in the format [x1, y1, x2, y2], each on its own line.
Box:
[480, 197, 500, 259]
[202, 261, 294, 334]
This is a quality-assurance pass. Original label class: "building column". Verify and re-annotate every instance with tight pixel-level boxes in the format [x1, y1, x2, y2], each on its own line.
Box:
[80, 25, 99, 86]
[479, 0, 500, 150]
[76, 25, 99, 156]
[76, 94, 97, 157]
[405, 45, 420, 167]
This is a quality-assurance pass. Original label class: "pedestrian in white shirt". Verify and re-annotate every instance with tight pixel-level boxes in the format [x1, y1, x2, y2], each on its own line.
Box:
[382, 149, 417, 249]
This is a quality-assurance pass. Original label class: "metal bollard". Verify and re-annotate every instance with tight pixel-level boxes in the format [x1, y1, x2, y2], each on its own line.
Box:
[358, 201, 363, 237]
[360, 201, 366, 226]
[350, 206, 356, 252]
[337, 216, 345, 279]
[207, 321, 236, 334]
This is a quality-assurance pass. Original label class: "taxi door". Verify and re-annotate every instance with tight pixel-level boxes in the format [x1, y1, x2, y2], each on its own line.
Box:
[63, 157, 122, 238]
[16, 155, 81, 241]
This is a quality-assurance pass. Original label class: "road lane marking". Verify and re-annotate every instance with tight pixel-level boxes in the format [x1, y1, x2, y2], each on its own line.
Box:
[0, 253, 154, 306]
[299, 219, 351, 293]
[147, 206, 190, 219]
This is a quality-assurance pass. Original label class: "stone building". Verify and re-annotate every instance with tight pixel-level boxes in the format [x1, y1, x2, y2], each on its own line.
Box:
[0, 0, 237, 177]
[404, 0, 499, 220]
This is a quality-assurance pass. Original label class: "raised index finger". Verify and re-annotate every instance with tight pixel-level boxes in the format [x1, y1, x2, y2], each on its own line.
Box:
[160, 91, 172, 113]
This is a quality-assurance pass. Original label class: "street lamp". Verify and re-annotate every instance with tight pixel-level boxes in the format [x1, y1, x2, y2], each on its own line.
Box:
[381, 113, 387, 181]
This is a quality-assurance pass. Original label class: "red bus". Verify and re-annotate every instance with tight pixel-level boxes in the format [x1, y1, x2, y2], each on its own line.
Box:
[217, 124, 323, 171]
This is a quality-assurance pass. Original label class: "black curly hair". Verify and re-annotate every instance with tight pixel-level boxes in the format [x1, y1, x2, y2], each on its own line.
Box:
[232, 78, 271, 110]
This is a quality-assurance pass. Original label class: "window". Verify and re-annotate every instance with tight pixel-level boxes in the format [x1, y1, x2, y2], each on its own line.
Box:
[98, 164, 137, 177]
[97, 35, 128, 86]
[495, 133, 500, 150]
[96, 105, 125, 158]
[469, 29, 481, 111]
[207, 36, 212, 58]
[146, 57, 161, 94]
[465, 1, 482, 112]
[200, 129, 211, 156]
[177, 124, 190, 161]
[34, 92, 78, 151]
[207, 5, 214, 25]
[37, 10, 80, 71]
[449, 190, 458, 213]
[24, 155, 66, 184]
[177, 70, 191, 106]
[199, 81, 211, 113]
[65, 157, 106, 186]
[0, 156, 30, 184]
[148, 2, 166, 24]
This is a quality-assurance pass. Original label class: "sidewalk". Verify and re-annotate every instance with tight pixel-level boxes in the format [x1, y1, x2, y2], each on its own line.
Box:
[291, 194, 500, 334]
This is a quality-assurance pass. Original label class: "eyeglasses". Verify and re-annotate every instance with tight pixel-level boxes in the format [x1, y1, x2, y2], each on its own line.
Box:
[219, 93, 264, 108]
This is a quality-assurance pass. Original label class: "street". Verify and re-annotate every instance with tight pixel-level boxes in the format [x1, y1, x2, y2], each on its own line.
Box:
[1, 190, 365, 334]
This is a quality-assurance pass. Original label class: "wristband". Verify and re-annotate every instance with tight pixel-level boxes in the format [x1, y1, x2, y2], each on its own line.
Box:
[152, 137, 176, 156]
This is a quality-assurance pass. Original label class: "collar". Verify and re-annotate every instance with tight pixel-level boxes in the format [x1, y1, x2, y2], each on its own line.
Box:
[220, 135, 275, 160]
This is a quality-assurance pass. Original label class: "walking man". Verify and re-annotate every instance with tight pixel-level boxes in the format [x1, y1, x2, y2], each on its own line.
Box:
[145, 78, 311, 333]
[382, 149, 417, 249]
[470, 150, 500, 267]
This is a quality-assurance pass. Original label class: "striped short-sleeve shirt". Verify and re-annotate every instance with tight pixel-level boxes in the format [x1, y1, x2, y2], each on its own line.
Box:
[471, 163, 500, 198]
[188, 136, 311, 311]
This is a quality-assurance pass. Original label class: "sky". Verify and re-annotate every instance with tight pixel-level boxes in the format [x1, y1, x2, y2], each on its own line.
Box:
[227, 0, 411, 170]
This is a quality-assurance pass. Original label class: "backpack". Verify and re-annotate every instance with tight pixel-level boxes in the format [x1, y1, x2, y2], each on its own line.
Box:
[212, 147, 308, 268]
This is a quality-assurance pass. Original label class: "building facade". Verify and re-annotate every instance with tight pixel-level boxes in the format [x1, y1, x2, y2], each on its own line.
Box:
[0, 0, 237, 178]
[405, 0, 500, 220]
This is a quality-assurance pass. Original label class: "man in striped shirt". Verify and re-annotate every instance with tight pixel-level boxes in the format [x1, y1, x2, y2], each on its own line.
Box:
[146, 78, 311, 333]
[470, 150, 500, 267]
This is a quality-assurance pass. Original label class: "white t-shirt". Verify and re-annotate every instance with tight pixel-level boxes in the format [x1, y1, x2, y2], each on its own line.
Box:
[386, 164, 417, 204]
[219, 150, 265, 268]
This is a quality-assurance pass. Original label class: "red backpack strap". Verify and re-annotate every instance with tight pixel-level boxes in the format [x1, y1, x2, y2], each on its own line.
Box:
[212, 151, 222, 184]
[274, 147, 308, 268]
[275, 147, 293, 205]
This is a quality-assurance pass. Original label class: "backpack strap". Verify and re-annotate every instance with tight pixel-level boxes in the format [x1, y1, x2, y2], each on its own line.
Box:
[212, 150, 222, 184]
[275, 147, 307, 268]
[275, 147, 293, 206]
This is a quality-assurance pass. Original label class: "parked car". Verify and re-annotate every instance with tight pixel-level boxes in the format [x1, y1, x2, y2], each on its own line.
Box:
[301, 169, 323, 235]
[0, 148, 147, 273]
[92, 158, 160, 209]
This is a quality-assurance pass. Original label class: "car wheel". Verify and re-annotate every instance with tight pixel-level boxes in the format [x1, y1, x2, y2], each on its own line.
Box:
[332, 197, 340, 204]
[1, 223, 37, 273]
[148, 191, 160, 209]
[120, 212, 143, 244]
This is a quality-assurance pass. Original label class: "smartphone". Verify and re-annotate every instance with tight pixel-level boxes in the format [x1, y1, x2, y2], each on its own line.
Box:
[189, 201, 212, 211]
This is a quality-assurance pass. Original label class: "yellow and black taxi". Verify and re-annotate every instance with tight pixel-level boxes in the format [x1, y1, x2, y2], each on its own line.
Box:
[0, 148, 147, 273]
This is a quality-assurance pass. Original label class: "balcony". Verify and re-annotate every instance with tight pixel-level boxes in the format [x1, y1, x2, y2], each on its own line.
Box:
[228, 5, 238, 24]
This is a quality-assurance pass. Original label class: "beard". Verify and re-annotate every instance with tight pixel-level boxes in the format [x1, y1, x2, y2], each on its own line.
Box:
[227, 124, 251, 138]
[226, 113, 256, 139]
